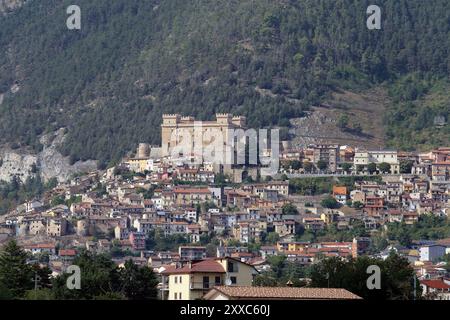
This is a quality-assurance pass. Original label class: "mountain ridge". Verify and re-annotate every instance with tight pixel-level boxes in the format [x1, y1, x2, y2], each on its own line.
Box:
[0, 0, 448, 169]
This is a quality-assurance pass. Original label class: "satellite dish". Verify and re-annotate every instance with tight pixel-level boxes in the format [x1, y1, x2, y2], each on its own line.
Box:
[225, 278, 232, 286]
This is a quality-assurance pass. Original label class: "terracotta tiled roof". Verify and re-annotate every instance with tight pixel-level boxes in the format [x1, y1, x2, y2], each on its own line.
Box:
[24, 243, 55, 249]
[320, 242, 352, 247]
[436, 238, 450, 246]
[333, 186, 347, 196]
[174, 188, 211, 194]
[161, 259, 225, 275]
[421, 280, 450, 290]
[59, 249, 77, 256]
[206, 286, 362, 300]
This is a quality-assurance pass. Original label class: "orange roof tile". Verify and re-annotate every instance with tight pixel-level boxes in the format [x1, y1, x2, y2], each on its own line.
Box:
[206, 286, 362, 300]
[161, 259, 225, 275]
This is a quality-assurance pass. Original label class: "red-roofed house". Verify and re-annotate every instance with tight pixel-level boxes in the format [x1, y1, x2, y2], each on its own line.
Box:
[332, 186, 348, 205]
[420, 279, 450, 300]
[23, 243, 56, 255]
[160, 257, 258, 300]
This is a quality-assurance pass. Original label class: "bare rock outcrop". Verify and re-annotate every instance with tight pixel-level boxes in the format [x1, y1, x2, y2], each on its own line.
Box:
[38, 129, 97, 182]
[0, 128, 97, 183]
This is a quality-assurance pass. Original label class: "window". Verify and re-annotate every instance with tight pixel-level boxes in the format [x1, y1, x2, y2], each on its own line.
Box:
[230, 276, 237, 284]
[179, 292, 182, 300]
[227, 262, 234, 272]
[215, 276, 221, 285]
[179, 276, 182, 284]
[203, 276, 210, 289]
[174, 292, 177, 300]
[174, 277, 177, 284]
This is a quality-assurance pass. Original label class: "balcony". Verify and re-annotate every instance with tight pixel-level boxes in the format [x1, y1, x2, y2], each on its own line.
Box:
[189, 281, 222, 290]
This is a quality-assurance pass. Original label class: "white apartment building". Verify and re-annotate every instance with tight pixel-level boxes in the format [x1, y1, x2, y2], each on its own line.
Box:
[354, 150, 400, 174]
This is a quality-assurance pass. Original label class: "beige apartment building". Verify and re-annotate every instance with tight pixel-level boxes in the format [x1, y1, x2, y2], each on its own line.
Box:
[161, 257, 258, 300]
[354, 149, 400, 174]
[46, 218, 67, 237]
[311, 144, 339, 173]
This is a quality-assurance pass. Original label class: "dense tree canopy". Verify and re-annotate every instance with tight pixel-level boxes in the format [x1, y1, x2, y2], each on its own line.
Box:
[52, 250, 159, 300]
[310, 253, 421, 300]
[0, 240, 52, 299]
[0, 0, 448, 167]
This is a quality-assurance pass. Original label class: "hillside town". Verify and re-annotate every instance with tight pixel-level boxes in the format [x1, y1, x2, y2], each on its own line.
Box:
[0, 114, 449, 300]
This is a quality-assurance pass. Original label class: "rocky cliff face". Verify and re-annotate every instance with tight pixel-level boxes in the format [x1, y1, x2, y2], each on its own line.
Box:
[0, 148, 35, 182]
[38, 129, 98, 182]
[0, 129, 97, 183]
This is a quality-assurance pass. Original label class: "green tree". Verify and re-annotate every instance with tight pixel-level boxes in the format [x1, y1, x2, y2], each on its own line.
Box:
[310, 254, 421, 300]
[266, 232, 280, 245]
[52, 251, 121, 300]
[31, 263, 52, 289]
[353, 201, 364, 209]
[119, 260, 158, 300]
[400, 160, 414, 174]
[303, 162, 314, 173]
[24, 289, 54, 300]
[321, 196, 340, 209]
[290, 160, 302, 171]
[282, 203, 299, 215]
[378, 162, 391, 174]
[337, 114, 349, 129]
[317, 160, 328, 172]
[0, 283, 14, 300]
[214, 173, 229, 186]
[0, 240, 33, 298]
[341, 163, 352, 173]
[397, 228, 412, 248]
[51, 195, 66, 207]
[367, 163, 377, 174]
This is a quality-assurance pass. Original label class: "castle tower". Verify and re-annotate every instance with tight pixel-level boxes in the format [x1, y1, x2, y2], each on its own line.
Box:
[215, 113, 232, 125]
[161, 114, 182, 156]
[137, 143, 150, 158]
[160, 113, 246, 158]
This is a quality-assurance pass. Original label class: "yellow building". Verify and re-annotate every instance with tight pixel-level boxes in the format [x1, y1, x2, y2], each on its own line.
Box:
[125, 158, 153, 173]
[320, 211, 339, 225]
[161, 258, 258, 300]
[277, 241, 308, 252]
[287, 242, 308, 252]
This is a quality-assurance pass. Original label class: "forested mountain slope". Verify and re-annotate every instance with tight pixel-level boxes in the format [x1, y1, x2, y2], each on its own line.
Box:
[0, 0, 449, 168]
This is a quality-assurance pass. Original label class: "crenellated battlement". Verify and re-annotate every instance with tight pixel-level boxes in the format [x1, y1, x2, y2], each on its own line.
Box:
[162, 114, 181, 125]
[161, 113, 247, 156]
[232, 116, 246, 127]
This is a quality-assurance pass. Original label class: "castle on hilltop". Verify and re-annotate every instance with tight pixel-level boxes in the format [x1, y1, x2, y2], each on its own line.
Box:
[161, 113, 247, 157]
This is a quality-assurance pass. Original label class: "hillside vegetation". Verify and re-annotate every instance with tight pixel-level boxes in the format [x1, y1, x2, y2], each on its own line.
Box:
[0, 0, 449, 167]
